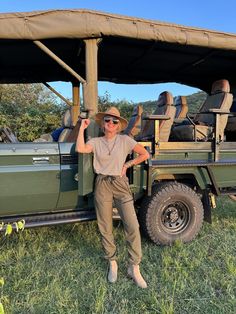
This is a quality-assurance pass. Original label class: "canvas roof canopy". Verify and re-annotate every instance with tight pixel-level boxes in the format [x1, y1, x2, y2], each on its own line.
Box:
[1, 9, 236, 93]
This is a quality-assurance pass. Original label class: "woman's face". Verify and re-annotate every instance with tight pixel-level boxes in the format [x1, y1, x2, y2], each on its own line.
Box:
[103, 115, 120, 133]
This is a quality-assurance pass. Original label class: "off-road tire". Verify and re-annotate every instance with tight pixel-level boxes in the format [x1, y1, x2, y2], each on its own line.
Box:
[138, 182, 204, 245]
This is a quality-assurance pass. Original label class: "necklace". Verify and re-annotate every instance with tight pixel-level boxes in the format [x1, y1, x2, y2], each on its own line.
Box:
[102, 136, 118, 155]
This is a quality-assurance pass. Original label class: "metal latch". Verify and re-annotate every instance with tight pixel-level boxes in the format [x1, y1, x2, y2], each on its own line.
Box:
[32, 157, 50, 164]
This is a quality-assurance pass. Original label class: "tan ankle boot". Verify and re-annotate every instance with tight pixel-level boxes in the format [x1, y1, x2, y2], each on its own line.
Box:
[127, 264, 147, 288]
[108, 260, 118, 283]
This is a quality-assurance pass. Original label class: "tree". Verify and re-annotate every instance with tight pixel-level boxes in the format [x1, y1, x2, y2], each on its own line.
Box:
[98, 92, 134, 119]
[186, 91, 207, 113]
[0, 84, 66, 141]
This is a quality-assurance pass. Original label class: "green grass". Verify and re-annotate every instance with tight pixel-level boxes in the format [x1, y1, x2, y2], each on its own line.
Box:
[1, 196, 236, 314]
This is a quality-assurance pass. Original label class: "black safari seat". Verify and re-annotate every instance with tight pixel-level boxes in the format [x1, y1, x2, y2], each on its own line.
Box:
[174, 95, 188, 119]
[123, 105, 143, 138]
[135, 91, 176, 142]
[171, 79, 233, 141]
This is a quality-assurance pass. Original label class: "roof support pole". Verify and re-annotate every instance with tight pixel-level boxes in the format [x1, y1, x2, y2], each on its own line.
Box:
[43, 82, 73, 107]
[72, 82, 80, 126]
[83, 39, 99, 115]
[33, 40, 86, 84]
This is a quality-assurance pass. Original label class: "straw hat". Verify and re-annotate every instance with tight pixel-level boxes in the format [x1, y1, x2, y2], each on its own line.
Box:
[95, 107, 128, 131]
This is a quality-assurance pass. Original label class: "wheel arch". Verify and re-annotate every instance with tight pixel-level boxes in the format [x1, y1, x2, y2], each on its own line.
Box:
[151, 167, 209, 190]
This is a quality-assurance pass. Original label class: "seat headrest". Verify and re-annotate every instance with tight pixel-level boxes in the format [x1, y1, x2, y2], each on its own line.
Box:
[157, 91, 173, 107]
[62, 108, 72, 127]
[211, 79, 230, 94]
[174, 95, 187, 106]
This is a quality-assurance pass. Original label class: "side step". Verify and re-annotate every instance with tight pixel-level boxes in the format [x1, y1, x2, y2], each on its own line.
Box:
[219, 189, 236, 195]
[0, 210, 97, 230]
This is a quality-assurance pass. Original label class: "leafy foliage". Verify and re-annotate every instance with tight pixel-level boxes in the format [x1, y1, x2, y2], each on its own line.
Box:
[98, 92, 134, 120]
[0, 84, 67, 141]
[0, 278, 4, 314]
[186, 91, 207, 113]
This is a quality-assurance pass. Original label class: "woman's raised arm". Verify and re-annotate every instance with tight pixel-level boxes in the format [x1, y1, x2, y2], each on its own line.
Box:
[76, 119, 93, 153]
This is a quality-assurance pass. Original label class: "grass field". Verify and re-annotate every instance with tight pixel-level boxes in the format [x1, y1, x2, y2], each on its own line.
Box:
[0, 196, 236, 314]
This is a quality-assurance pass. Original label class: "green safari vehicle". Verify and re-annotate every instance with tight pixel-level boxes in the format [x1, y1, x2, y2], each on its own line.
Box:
[1, 9, 236, 245]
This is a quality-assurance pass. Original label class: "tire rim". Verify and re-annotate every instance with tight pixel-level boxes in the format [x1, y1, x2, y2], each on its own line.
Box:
[161, 201, 190, 233]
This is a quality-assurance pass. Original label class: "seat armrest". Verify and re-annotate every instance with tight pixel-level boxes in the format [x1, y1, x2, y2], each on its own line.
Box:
[187, 113, 196, 118]
[201, 109, 230, 115]
[174, 118, 187, 124]
[143, 114, 170, 121]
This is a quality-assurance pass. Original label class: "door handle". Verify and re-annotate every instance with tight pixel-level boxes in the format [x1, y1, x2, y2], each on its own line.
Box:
[32, 157, 50, 164]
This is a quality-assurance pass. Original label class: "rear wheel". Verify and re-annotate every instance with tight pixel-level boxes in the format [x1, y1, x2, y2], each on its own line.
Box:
[138, 182, 204, 245]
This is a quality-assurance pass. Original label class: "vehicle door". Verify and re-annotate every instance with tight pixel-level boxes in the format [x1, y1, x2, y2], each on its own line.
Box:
[0, 142, 60, 216]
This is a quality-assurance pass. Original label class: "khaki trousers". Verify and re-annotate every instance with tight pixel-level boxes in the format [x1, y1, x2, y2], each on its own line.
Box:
[94, 174, 142, 265]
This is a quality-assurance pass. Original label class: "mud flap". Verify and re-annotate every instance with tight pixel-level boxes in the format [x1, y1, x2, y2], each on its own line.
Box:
[202, 190, 212, 223]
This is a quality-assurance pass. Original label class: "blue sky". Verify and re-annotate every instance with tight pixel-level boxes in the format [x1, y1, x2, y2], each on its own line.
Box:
[1, 0, 236, 102]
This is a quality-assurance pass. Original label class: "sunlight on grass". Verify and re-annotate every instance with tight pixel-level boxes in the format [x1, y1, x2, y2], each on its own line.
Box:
[0, 196, 236, 313]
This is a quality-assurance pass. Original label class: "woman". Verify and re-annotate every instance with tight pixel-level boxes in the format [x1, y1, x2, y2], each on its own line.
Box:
[76, 107, 149, 288]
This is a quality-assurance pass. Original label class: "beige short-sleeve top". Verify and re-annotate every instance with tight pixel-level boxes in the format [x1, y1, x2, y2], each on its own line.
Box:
[87, 134, 137, 176]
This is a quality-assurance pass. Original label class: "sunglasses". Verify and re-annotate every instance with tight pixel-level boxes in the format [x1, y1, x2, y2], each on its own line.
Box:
[103, 116, 119, 125]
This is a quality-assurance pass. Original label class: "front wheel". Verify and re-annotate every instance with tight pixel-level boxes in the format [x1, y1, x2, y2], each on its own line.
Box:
[138, 182, 204, 245]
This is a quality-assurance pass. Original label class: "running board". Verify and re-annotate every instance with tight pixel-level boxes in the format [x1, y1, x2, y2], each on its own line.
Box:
[219, 189, 236, 195]
[0, 210, 97, 229]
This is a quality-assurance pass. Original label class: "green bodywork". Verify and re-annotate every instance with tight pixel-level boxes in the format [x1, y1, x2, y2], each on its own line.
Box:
[1, 132, 236, 220]
[0, 133, 236, 219]
[151, 143, 236, 191]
